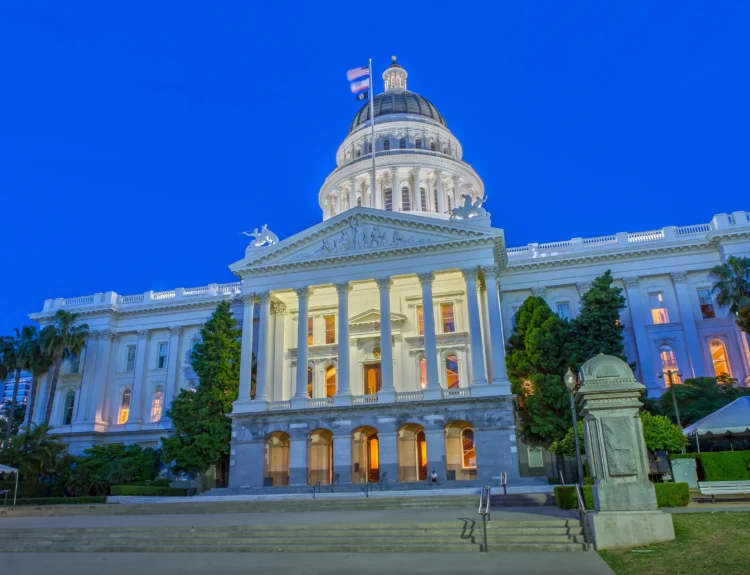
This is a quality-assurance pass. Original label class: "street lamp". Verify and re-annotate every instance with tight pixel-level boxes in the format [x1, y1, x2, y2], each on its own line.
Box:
[564, 367, 585, 484]
[658, 369, 683, 428]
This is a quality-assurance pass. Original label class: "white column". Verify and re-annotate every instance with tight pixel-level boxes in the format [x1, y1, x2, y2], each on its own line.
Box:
[336, 188, 342, 214]
[349, 178, 357, 209]
[436, 170, 445, 213]
[452, 175, 461, 209]
[163, 326, 182, 418]
[84, 331, 111, 424]
[75, 333, 99, 424]
[623, 277, 657, 389]
[126, 329, 149, 424]
[335, 282, 352, 404]
[374, 174, 383, 210]
[413, 167, 422, 212]
[254, 292, 273, 404]
[237, 295, 256, 403]
[483, 266, 511, 392]
[418, 272, 441, 398]
[670, 272, 705, 377]
[391, 168, 400, 211]
[376, 277, 396, 400]
[292, 287, 311, 407]
[462, 268, 488, 386]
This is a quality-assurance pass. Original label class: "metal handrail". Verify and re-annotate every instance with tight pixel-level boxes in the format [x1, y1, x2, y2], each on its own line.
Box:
[575, 483, 594, 550]
[478, 486, 491, 552]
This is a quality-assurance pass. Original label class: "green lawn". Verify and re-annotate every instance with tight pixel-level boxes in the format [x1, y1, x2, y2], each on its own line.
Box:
[599, 512, 750, 575]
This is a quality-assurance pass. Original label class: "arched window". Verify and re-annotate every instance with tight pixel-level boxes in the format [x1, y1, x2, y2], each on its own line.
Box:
[345, 150, 351, 161]
[399, 138, 406, 149]
[446, 354, 459, 388]
[430, 141, 436, 151]
[462, 429, 476, 469]
[415, 138, 422, 149]
[419, 356, 427, 389]
[420, 187, 427, 211]
[384, 188, 393, 211]
[367, 142, 372, 154]
[659, 345, 681, 384]
[383, 139, 391, 151]
[307, 367, 314, 398]
[447, 195, 452, 212]
[150, 387, 164, 422]
[355, 148, 361, 158]
[433, 188, 439, 212]
[709, 339, 732, 377]
[401, 186, 411, 211]
[62, 390, 75, 425]
[442, 144, 448, 154]
[325, 365, 336, 398]
[118, 389, 131, 424]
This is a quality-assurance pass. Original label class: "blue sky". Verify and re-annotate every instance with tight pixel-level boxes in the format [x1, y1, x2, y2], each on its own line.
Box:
[1, 1, 747, 334]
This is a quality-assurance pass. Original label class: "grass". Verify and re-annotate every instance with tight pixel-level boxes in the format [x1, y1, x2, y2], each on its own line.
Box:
[599, 512, 750, 575]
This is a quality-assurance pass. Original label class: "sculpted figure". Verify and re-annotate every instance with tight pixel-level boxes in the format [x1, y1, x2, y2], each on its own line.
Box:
[242, 224, 279, 247]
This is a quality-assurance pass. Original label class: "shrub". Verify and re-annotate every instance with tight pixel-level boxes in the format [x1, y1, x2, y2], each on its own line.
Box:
[0, 482, 46, 498]
[14, 497, 107, 506]
[109, 485, 186, 497]
[699, 452, 750, 481]
[655, 482, 690, 507]
[554, 485, 594, 510]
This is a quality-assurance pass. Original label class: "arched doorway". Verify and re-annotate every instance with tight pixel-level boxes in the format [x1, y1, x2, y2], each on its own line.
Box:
[398, 423, 427, 482]
[264, 431, 290, 487]
[308, 429, 333, 485]
[352, 426, 379, 483]
[445, 421, 477, 480]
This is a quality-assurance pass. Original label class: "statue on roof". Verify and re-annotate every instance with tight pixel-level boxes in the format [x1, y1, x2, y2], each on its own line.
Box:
[450, 194, 490, 220]
[242, 224, 279, 248]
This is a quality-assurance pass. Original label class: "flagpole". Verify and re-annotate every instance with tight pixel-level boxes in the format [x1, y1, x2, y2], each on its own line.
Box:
[369, 58, 376, 209]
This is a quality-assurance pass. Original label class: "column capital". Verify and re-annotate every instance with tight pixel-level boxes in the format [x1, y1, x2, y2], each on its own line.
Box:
[137, 329, 149, 340]
[94, 329, 116, 341]
[452, 174, 460, 184]
[334, 282, 353, 294]
[576, 281, 592, 297]
[414, 166, 421, 175]
[531, 286, 547, 298]
[435, 168, 443, 176]
[482, 265, 501, 280]
[349, 176, 356, 185]
[257, 291, 272, 304]
[670, 271, 688, 284]
[375, 277, 393, 290]
[461, 267, 480, 281]
[623, 276, 639, 288]
[293, 286, 312, 299]
[169, 326, 182, 337]
[272, 302, 287, 315]
[241, 293, 257, 304]
[417, 272, 435, 286]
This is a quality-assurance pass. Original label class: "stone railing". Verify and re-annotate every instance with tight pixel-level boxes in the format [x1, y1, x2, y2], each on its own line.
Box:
[268, 400, 291, 411]
[308, 398, 335, 408]
[43, 281, 243, 313]
[442, 388, 471, 398]
[353, 394, 379, 405]
[396, 391, 424, 402]
[506, 212, 749, 262]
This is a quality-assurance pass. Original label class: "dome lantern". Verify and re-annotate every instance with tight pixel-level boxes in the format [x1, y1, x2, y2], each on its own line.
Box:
[383, 56, 407, 91]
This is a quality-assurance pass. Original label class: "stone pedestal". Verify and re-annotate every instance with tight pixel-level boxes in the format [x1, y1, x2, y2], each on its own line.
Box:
[577, 354, 675, 550]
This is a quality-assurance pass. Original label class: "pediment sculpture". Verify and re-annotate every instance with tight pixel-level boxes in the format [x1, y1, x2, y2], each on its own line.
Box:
[243, 224, 279, 248]
[450, 194, 490, 220]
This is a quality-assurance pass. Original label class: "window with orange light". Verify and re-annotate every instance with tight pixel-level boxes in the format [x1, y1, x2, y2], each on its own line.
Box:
[416, 305, 424, 336]
[324, 315, 336, 344]
[446, 354, 459, 388]
[710, 339, 732, 377]
[649, 293, 669, 324]
[659, 345, 681, 384]
[307, 317, 314, 346]
[325, 365, 336, 397]
[462, 429, 476, 469]
[441, 303, 455, 333]
[419, 356, 426, 389]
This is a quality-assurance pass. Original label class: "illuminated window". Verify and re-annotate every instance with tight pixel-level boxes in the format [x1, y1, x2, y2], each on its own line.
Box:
[399, 138, 406, 149]
[325, 365, 336, 397]
[69, 354, 81, 374]
[420, 187, 427, 211]
[383, 139, 390, 151]
[323, 315, 336, 344]
[697, 289, 716, 319]
[62, 391, 75, 425]
[118, 389, 131, 424]
[384, 188, 393, 211]
[401, 186, 411, 211]
[125, 345, 136, 372]
[462, 429, 476, 469]
[441, 303, 455, 333]
[709, 339, 732, 377]
[415, 138, 422, 149]
[419, 356, 426, 389]
[556, 302, 570, 320]
[307, 367, 313, 398]
[157, 342, 168, 369]
[150, 388, 163, 422]
[649, 293, 669, 324]
[416, 305, 424, 336]
[659, 345, 681, 384]
[307, 317, 314, 346]
[446, 354, 459, 388]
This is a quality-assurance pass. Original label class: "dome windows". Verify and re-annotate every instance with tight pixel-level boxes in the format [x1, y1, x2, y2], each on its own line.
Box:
[401, 187, 411, 211]
[384, 188, 393, 211]
[415, 138, 422, 149]
[399, 138, 406, 149]
[383, 139, 391, 151]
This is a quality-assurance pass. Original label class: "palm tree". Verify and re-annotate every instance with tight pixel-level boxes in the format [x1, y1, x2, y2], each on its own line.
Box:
[1, 423, 68, 482]
[40, 310, 89, 427]
[711, 255, 750, 313]
[18, 326, 52, 429]
[2, 330, 24, 448]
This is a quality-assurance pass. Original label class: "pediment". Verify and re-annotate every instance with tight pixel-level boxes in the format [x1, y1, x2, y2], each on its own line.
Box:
[230, 208, 504, 274]
[349, 308, 407, 327]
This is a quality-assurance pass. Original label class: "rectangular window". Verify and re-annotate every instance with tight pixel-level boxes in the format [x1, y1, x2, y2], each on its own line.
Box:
[441, 303, 455, 333]
[416, 305, 424, 336]
[150, 389, 163, 422]
[697, 288, 716, 319]
[307, 317, 314, 346]
[384, 188, 393, 211]
[69, 355, 81, 374]
[125, 345, 137, 372]
[556, 302, 571, 320]
[324, 315, 336, 344]
[157, 342, 168, 369]
[649, 292, 669, 324]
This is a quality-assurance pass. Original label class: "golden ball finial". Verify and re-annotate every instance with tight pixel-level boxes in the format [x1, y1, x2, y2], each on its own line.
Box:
[392, 55, 397, 62]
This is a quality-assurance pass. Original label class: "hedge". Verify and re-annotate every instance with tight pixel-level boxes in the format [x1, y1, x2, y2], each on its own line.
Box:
[669, 451, 750, 481]
[10, 497, 107, 506]
[554, 483, 690, 510]
[110, 485, 187, 496]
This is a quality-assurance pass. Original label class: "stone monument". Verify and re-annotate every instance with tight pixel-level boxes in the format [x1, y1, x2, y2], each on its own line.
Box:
[577, 354, 675, 550]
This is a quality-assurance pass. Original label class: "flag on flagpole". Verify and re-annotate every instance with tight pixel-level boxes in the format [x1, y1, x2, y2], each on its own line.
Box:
[350, 77, 370, 93]
[347, 65, 369, 81]
[355, 90, 369, 102]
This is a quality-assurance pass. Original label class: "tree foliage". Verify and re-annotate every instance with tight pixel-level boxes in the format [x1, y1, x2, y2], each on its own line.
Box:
[0, 424, 69, 483]
[711, 255, 750, 314]
[70, 444, 160, 495]
[161, 301, 241, 489]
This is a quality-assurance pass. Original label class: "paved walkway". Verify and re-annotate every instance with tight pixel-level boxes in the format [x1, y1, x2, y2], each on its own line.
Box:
[0, 552, 616, 574]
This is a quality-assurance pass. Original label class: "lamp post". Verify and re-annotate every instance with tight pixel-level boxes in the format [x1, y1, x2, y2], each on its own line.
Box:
[564, 367, 585, 484]
[658, 369, 683, 428]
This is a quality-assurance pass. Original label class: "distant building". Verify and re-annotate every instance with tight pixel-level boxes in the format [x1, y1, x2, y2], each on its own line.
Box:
[2, 371, 32, 406]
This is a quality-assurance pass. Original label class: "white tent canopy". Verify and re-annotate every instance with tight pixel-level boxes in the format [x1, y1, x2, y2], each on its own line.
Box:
[0, 463, 19, 506]
[683, 396, 750, 437]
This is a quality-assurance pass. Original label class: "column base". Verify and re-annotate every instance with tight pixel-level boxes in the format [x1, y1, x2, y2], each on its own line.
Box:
[423, 388, 443, 401]
[232, 400, 268, 414]
[291, 397, 309, 409]
[587, 510, 675, 550]
[471, 383, 508, 397]
[334, 393, 353, 406]
[377, 389, 396, 403]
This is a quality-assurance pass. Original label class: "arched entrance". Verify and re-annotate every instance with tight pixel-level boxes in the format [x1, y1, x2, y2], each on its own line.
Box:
[264, 431, 290, 487]
[398, 423, 427, 482]
[308, 428, 333, 485]
[352, 426, 379, 483]
[445, 420, 477, 480]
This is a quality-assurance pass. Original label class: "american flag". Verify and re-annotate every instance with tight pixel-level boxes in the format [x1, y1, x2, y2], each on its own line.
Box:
[347, 65, 369, 81]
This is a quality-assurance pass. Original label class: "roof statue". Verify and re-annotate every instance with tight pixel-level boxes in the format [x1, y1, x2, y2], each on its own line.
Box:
[242, 224, 279, 248]
[450, 194, 490, 220]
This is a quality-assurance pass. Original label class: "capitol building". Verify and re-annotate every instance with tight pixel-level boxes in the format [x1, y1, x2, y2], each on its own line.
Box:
[29, 59, 750, 488]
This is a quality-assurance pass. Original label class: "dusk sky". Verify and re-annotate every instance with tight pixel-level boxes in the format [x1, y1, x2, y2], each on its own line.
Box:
[1, 1, 747, 334]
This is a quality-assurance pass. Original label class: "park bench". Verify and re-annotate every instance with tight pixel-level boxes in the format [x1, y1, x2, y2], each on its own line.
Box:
[698, 481, 750, 503]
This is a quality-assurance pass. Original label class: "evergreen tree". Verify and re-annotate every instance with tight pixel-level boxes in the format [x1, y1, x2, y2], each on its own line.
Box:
[572, 270, 629, 364]
[652, 375, 750, 426]
[161, 301, 241, 490]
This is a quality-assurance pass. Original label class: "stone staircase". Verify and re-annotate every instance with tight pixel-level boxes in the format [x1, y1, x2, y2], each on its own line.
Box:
[0, 519, 589, 552]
